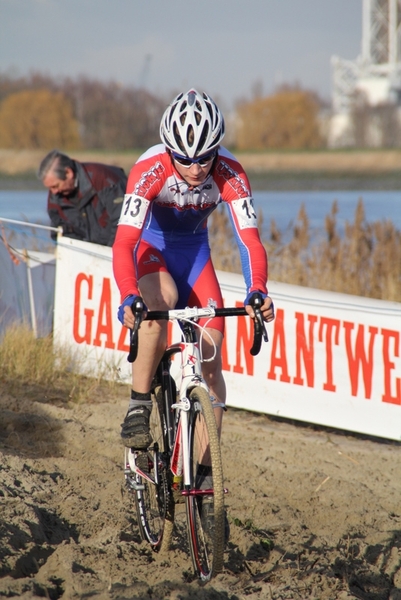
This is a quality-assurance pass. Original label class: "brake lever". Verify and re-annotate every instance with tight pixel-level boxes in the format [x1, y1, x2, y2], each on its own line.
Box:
[127, 297, 145, 363]
[255, 307, 268, 343]
[249, 294, 269, 356]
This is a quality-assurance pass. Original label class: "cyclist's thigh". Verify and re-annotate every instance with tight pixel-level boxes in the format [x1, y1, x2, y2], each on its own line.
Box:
[188, 257, 224, 334]
[137, 241, 178, 309]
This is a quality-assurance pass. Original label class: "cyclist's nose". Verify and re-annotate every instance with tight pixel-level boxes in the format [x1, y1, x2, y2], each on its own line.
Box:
[188, 162, 203, 174]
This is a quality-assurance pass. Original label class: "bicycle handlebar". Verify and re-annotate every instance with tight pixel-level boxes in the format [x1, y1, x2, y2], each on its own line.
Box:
[127, 300, 269, 363]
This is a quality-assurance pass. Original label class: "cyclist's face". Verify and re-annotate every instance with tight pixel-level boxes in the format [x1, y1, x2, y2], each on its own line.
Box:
[172, 157, 214, 186]
[43, 167, 76, 196]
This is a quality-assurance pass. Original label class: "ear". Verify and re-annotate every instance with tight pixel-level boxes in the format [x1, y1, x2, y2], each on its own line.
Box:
[65, 167, 75, 180]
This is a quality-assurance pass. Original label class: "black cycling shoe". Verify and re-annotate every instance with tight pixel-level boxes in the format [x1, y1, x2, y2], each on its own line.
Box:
[120, 405, 151, 449]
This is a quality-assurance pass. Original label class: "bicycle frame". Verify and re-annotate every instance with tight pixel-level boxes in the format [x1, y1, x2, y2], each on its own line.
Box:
[126, 314, 210, 493]
[170, 319, 211, 494]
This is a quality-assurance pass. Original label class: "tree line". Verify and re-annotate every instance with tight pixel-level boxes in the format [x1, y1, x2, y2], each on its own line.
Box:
[0, 71, 399, 151]
[0, 72, 164, 151]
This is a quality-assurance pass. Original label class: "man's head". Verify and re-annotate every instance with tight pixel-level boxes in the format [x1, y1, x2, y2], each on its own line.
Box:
[160, 89, 225, 186]
[38, 150, 77, 196]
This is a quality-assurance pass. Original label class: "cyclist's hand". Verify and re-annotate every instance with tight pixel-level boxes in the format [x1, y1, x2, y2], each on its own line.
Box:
[244, 291, 275, 323]
[118, 295, 147, 328]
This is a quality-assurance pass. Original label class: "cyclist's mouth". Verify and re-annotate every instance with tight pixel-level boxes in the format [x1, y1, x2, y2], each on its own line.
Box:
[185, 174, 208, 186]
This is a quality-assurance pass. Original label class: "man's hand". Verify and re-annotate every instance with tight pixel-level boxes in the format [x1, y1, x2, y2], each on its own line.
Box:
[117, 295, 147, 328]
[244, 291, 275, 323]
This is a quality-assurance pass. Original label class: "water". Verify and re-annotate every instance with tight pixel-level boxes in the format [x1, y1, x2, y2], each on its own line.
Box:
[0, 189, 399, 240]
[0, 191, 53, 250]
[253, 190, 401, 239]
[0, 190, 48, 224]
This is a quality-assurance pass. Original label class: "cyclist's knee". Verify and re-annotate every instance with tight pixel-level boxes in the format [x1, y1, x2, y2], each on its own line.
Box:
[140, 272, 178, 310]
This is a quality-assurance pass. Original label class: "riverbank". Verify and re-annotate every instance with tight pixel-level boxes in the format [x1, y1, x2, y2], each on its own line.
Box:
[1, 148, 401, 190]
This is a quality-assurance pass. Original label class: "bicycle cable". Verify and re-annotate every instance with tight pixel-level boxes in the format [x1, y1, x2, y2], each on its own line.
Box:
[177, 316, 217, 363]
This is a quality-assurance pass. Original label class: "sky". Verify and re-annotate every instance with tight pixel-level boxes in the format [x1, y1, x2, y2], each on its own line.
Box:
[0, 0, 363, 111]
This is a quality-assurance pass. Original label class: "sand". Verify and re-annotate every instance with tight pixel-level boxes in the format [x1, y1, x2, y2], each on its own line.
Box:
[1, 379, 401, 599]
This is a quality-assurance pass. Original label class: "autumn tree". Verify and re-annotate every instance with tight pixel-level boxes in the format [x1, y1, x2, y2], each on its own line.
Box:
[0, 72, 165, 150]
[235, 87, 323, 150]
[62, 77, 164, 150]
[0, 71, 59, 103]
[0, 88, 80, 149]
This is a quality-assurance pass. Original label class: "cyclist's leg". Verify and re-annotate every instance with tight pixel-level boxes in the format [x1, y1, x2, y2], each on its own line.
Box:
[199, 327, 226, 435]
[121, 242, 178, 448]
[149, 240, 226, 433]
[134, 241, 178, 391]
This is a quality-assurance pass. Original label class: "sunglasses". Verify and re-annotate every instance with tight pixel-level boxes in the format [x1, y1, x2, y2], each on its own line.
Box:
[171, 150, 217, 168]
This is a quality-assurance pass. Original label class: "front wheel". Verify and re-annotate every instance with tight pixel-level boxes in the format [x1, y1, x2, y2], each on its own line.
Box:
[185, 387, 225, 583]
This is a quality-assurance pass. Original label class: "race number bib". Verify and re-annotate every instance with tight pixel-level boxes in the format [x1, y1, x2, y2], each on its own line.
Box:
[119, 194, 150, 229]
[231, 197, 257, 229]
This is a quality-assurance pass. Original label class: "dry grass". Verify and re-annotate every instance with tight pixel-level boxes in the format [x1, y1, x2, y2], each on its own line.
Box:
[1, 148, 401, 176]
[0, 324, 126, 405]
[235, 149, 401, 173]
[0, 149, 141, 175]
[210, 199, 401, 302]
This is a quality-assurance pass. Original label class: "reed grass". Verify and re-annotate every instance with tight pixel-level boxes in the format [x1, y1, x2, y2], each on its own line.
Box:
[210, 198, 401, 302]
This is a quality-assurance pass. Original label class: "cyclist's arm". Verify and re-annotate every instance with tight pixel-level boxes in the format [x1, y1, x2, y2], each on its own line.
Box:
[215, 152, 268, 297]
[112, 191, 150, 300]
[112, 148, 167, 301]
[225, 195, 268, 296]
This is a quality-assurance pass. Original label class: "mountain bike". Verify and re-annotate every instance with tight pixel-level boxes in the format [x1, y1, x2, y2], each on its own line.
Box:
[123, 296, 268, 583]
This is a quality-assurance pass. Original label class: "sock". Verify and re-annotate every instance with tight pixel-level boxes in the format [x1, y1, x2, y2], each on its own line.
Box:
[128, 389, 152, 410]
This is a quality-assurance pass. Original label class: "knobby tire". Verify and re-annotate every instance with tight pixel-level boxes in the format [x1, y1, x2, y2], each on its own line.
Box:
[186, 387, 225, 583]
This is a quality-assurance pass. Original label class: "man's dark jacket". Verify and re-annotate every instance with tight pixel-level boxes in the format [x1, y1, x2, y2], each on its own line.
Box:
[47, 161, 127, 246]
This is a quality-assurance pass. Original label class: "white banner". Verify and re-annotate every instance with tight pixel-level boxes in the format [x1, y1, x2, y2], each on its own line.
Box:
[53, 236, 401, 441]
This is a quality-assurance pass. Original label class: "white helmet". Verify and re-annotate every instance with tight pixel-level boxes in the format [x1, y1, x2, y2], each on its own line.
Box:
[160, 89, 225, 158]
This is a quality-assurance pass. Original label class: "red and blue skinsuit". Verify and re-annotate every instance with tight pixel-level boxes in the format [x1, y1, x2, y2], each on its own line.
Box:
[112, 144, 268, 333]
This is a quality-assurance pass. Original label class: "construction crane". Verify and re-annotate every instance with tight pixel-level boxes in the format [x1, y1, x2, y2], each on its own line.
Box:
[137, 54, 152, 89]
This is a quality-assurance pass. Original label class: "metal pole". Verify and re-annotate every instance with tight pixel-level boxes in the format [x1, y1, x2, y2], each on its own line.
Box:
[24, 249, 38, 338]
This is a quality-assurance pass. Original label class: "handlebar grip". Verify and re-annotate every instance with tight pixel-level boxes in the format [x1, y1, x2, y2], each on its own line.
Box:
[250, 318, 263, 356]
[127, 328, 139, 363]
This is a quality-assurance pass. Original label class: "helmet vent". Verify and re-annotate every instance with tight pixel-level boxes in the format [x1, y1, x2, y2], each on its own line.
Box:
[197, 122, 209, 154]
[205, 101, 214, 125]
[187, 125, 194, 148]
[173, 122, 185, 154]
